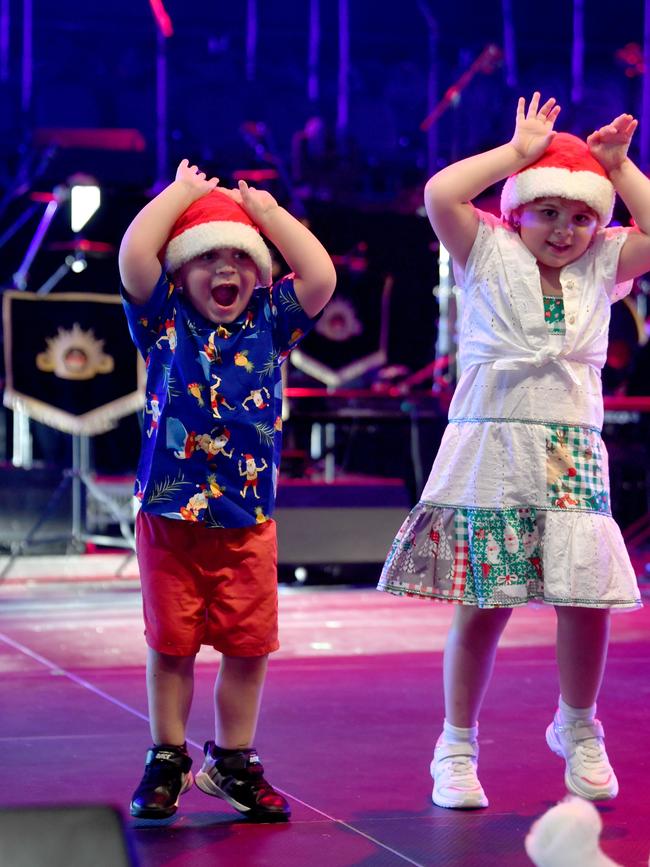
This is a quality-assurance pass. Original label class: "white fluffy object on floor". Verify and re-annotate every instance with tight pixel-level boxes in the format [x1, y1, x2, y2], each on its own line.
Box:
[525, 797, 621, 867]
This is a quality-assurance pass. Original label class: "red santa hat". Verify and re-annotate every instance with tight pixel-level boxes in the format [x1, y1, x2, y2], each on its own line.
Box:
[500, 133, 615, 226]
[163, 191, 273, 286]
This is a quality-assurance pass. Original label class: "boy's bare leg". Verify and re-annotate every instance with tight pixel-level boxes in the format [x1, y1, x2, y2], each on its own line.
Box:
[443, 606, 513, 727]
[555, 606, 610, 707]
[195, 653, 290, 820]
[214, 654, 269, 748]
[130, 648, 195, 821]
[146, 648, 196, 745]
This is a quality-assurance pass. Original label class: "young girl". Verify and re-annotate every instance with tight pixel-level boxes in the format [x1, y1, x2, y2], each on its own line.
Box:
[378, 92, 650, 809]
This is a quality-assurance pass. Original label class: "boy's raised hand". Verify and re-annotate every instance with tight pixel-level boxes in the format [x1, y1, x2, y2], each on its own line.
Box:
[511, 92, 561, 162]
[175, 159, 219, 200]
[219, 180, 280, 224]
[587, 114, 638, 173]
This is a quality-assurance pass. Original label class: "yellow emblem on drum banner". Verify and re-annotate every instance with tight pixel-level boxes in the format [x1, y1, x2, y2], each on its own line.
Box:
[3, 291, 144, 436]
[35, 322, 115, 381]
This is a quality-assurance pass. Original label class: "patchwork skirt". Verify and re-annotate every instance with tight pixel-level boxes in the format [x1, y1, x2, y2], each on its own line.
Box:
[378, 419, 640, 609]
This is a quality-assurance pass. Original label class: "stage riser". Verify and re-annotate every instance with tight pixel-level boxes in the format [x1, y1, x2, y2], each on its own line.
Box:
[275, 506, 402, 565]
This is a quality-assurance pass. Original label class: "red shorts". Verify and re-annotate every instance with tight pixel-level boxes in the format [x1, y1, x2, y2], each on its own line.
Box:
[135, 512, 279, 657]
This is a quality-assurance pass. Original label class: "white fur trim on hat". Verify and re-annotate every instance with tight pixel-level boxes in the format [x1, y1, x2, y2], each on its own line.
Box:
[501, 166, 615, 226]
[165, 220, 273, 286]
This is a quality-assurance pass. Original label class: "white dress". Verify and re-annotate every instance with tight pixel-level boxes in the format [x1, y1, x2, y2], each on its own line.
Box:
[378, 211, 640, 609]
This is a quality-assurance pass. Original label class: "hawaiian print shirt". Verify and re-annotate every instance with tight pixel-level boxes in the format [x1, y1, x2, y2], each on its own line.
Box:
[122, 273, 314, 527]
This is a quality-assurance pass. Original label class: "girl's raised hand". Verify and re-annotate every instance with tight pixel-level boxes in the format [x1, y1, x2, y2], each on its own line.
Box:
[174, 159, 219, 199]
[511, 92, 561, 161]
[587, 114, 638, 173]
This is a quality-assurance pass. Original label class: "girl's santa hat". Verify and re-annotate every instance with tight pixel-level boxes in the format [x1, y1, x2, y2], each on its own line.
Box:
[163, 191, 273, 286]
[500, 133, 615, 226]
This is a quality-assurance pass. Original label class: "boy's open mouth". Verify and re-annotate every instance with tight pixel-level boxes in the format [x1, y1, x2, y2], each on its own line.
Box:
[212, 283, 238, 306]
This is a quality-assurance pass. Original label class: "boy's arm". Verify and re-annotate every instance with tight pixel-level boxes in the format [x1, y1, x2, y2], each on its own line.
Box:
[119, 160, 219, 304]
[222, 181, 337, 318]
[424, 92, 561, 268]
[588, 115, 650, 283]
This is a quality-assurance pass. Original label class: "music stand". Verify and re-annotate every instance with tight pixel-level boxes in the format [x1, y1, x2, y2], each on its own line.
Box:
[1, 291, 145, 577]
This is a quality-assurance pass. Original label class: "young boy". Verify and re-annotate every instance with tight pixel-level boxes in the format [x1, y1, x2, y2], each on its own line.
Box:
[120, 159, 336, 823]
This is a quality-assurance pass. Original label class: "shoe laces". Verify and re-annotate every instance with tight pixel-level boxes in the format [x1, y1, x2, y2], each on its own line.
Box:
[438, 755, 478, 785]
[557, 719, 609, 768]
[574, 737, 608, 768]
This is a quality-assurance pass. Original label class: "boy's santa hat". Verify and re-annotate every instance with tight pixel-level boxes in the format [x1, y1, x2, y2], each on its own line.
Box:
[500, 133, 615, 226]
[163, 191, 273, 286]
[525, 797, 621, 867]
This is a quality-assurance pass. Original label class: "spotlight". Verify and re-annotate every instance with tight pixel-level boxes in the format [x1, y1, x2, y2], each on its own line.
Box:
[68, 174, 101, 233]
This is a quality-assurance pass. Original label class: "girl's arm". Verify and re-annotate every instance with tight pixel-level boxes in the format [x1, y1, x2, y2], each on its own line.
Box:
[221, 181, 336, 318]
[588, 115, 650, 283]
[119, 160, 219, 303]
[424, 92, 561, 268]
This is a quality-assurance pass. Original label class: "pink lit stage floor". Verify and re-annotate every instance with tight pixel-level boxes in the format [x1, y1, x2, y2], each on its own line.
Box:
[1, 566, 649, 866]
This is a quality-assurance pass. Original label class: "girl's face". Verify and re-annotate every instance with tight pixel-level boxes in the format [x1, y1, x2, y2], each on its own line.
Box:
[515, 197, 598, 269]
[176, 247, 259, 323]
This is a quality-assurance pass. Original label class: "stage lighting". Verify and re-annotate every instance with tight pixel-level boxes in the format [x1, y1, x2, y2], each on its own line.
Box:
[438, 243, 450, 281]
[294, 566, 308, 583]
[70, 179, 101, 233]
[66, 253, 88, 273]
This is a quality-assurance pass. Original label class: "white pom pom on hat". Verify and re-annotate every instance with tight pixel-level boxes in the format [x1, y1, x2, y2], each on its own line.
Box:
[162, 191, 273, 286]
[500, 132, 615, 226]
[525, 797, 622, 867]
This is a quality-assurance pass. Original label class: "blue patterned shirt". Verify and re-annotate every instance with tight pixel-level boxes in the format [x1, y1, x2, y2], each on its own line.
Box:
[122, 273, 313, 527]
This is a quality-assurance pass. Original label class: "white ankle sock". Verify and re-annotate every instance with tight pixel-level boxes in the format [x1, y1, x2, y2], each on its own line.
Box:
[558, 695, 596, 724]
[442, 719, 478, 744]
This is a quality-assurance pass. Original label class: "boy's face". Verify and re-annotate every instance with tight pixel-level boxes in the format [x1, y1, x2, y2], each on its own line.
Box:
[516, 197, 598, 269]
[176, 247, 258, 323]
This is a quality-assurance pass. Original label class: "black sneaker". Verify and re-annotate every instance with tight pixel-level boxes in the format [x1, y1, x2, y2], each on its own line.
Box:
[195, 741, 291, 822]
[130, 745, 193, 822]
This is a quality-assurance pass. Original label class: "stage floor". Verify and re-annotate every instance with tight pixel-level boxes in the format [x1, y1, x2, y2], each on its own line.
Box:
[1, 562, 649, 866]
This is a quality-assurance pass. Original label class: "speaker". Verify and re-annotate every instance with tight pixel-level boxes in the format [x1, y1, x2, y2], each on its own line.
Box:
[0, 805, 136, 867]
[275, 477, 411, 565]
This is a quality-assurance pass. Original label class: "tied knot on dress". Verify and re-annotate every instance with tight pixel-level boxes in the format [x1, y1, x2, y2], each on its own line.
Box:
[530, 347, 560, 368]
[493, 347, 580, 384]
[493, 346, 561, 372]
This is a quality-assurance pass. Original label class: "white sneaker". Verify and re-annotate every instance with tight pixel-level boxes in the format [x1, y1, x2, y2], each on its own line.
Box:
[546, 712, 619, 801]
[430, 737, 488, 809]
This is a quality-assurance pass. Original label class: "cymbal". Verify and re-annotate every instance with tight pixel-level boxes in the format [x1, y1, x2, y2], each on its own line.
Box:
[33, 127, 146, 152]
[232, 169, 279, 182]
[331, 245, 368, 273]
[29, 192, 58, 203]
[47, 239, 115, 256]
